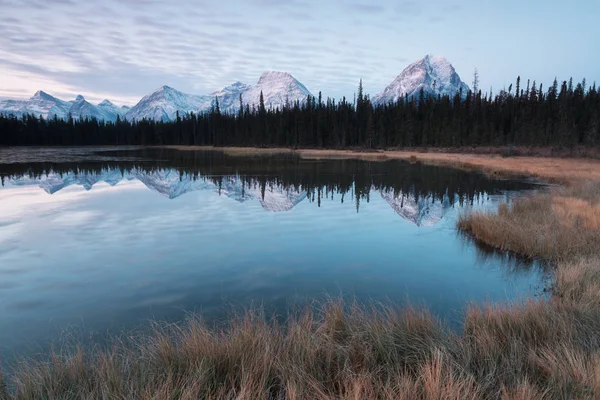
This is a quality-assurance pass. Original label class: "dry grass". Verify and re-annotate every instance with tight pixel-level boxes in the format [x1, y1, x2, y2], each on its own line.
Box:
[458, 183, 600, 261]
[5, 298, 600, 400]
[455, 180, 600, 399]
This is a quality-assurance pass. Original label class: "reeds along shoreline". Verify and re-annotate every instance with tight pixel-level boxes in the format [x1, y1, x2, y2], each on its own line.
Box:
[4, 171, 600, 399]
[5, 299, 600, 400]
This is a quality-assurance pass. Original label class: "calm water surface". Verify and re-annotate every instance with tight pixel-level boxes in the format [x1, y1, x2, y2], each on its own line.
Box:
[0, 147, 547, 359]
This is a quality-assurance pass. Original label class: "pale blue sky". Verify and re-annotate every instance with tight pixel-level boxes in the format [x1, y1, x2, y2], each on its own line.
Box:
[1, 0, 598, 105]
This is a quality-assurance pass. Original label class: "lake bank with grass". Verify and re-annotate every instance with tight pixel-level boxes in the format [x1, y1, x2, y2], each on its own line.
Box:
[1, 147, 598, 398]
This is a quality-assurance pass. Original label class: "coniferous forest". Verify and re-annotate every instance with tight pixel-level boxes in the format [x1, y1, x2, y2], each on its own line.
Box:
[1, 77, 599, 148]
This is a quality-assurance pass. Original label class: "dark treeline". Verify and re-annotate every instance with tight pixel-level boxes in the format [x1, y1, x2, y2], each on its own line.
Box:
[2, 76, 598, 148]
[1, 148, 536, 211]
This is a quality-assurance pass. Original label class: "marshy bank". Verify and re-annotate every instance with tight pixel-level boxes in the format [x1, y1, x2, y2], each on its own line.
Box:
[2, 150, 600, 399]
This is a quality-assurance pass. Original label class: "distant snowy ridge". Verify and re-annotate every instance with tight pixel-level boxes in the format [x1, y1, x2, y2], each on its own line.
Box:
[0, 91, 128, 122]
[0, 71, 313, 123]
[124, 86, 212, 122]
[372, 55, 470, 106]
[125, 71, 313, 121]
[1, 56, 471, 121]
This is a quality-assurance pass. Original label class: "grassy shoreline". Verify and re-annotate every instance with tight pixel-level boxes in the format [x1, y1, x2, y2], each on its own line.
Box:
[160, 145, 600, 184]
[4, 150, 600, 399]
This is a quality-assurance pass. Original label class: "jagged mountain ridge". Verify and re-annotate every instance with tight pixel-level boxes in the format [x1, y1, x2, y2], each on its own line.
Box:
[239, 71, 312, 112]
[0, 71, 314, 122]
[1, 56, 471, 121]
[372, 55, 470, 106]
[0, 91, 128, 122]
[124, 86, 212, 122]
[125, 71, 313, 120]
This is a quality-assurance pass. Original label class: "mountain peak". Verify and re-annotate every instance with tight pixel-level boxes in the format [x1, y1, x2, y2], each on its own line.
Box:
[372, 55, 469, 106]
[75, 95, 85, 102]
[258, 71, 295, 83]
[99, 99, 114, 106]
[149, 85, 177, 96]
[31, 90, 55, 101]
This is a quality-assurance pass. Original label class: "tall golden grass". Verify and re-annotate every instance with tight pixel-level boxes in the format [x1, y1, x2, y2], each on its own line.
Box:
[4, 298, 600, 399]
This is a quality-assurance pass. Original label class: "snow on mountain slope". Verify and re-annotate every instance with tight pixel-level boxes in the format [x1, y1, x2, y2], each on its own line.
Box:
[2, 71, 312, 122]
[0, 91, 72, 119]
[372, 55, 470, 106]
[241, 71, 312, 111]
[97, 99, 128, 120]
[201, 72, 312, 115]
[69, 95, 117, 121]
[124, 85, 211, 122]
[210, 82, 252, 113]
[0, 92, 129, 122]
[377, 188, 453, 226]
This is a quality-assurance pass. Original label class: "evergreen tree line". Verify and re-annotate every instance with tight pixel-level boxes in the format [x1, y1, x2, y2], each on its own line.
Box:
[1, 77, 598, 148]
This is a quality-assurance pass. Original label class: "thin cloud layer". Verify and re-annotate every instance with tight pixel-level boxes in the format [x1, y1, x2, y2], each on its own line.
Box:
[1, 0, 598, 106]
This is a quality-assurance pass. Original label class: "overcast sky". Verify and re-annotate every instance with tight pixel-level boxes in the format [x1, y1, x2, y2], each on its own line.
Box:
[1, 0, 598, 106]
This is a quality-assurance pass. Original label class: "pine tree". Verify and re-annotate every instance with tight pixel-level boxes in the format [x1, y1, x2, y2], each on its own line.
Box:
[472, 68, 479, 95]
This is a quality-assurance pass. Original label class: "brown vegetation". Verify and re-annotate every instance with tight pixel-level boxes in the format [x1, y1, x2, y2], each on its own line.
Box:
[456, 180, 600, 399]
[458, 183, 600, 261]
[5, 298, 600, 399]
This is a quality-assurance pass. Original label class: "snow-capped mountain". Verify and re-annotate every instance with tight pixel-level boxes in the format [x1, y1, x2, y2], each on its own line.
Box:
[240, 71, 312, 111]
[1, 71, 312, 122]
[124, 85, 212, 122]
[125, 72, 312, 121]
[0, 91, 72, 120]
[209, 72, 312, 113]
[210, 81, 252, 112]
[372, 55, 470, 106]
[0, 91, 130, 122]
[377, 189, 453, 227]
[98, 100, 129, 120]
[69, 95, 119, 122]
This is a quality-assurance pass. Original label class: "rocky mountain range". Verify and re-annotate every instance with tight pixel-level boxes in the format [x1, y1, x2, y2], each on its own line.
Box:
[0, 91, 130, 122]
[0, 55, 470, 122]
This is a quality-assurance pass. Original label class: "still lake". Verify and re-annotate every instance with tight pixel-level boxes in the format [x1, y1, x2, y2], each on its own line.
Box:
[0, 147, 547, 359]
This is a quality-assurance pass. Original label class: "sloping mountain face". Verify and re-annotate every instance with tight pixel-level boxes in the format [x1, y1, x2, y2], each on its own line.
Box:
[0, 91, 72, 119]
[69, 95, 117, 121]
[208, 72, 312, 114]
[0, 92, 129, 122]
[124, 85, 212, 122]
[1, 71, 312, 122]
[97, 100, 129, 120]
[377, 188, 453, 227]
[372, 55, 470, 106]
[209, 82, 252, 113]
[240, 71, 312, 111]
[127, 72, 312, 120]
